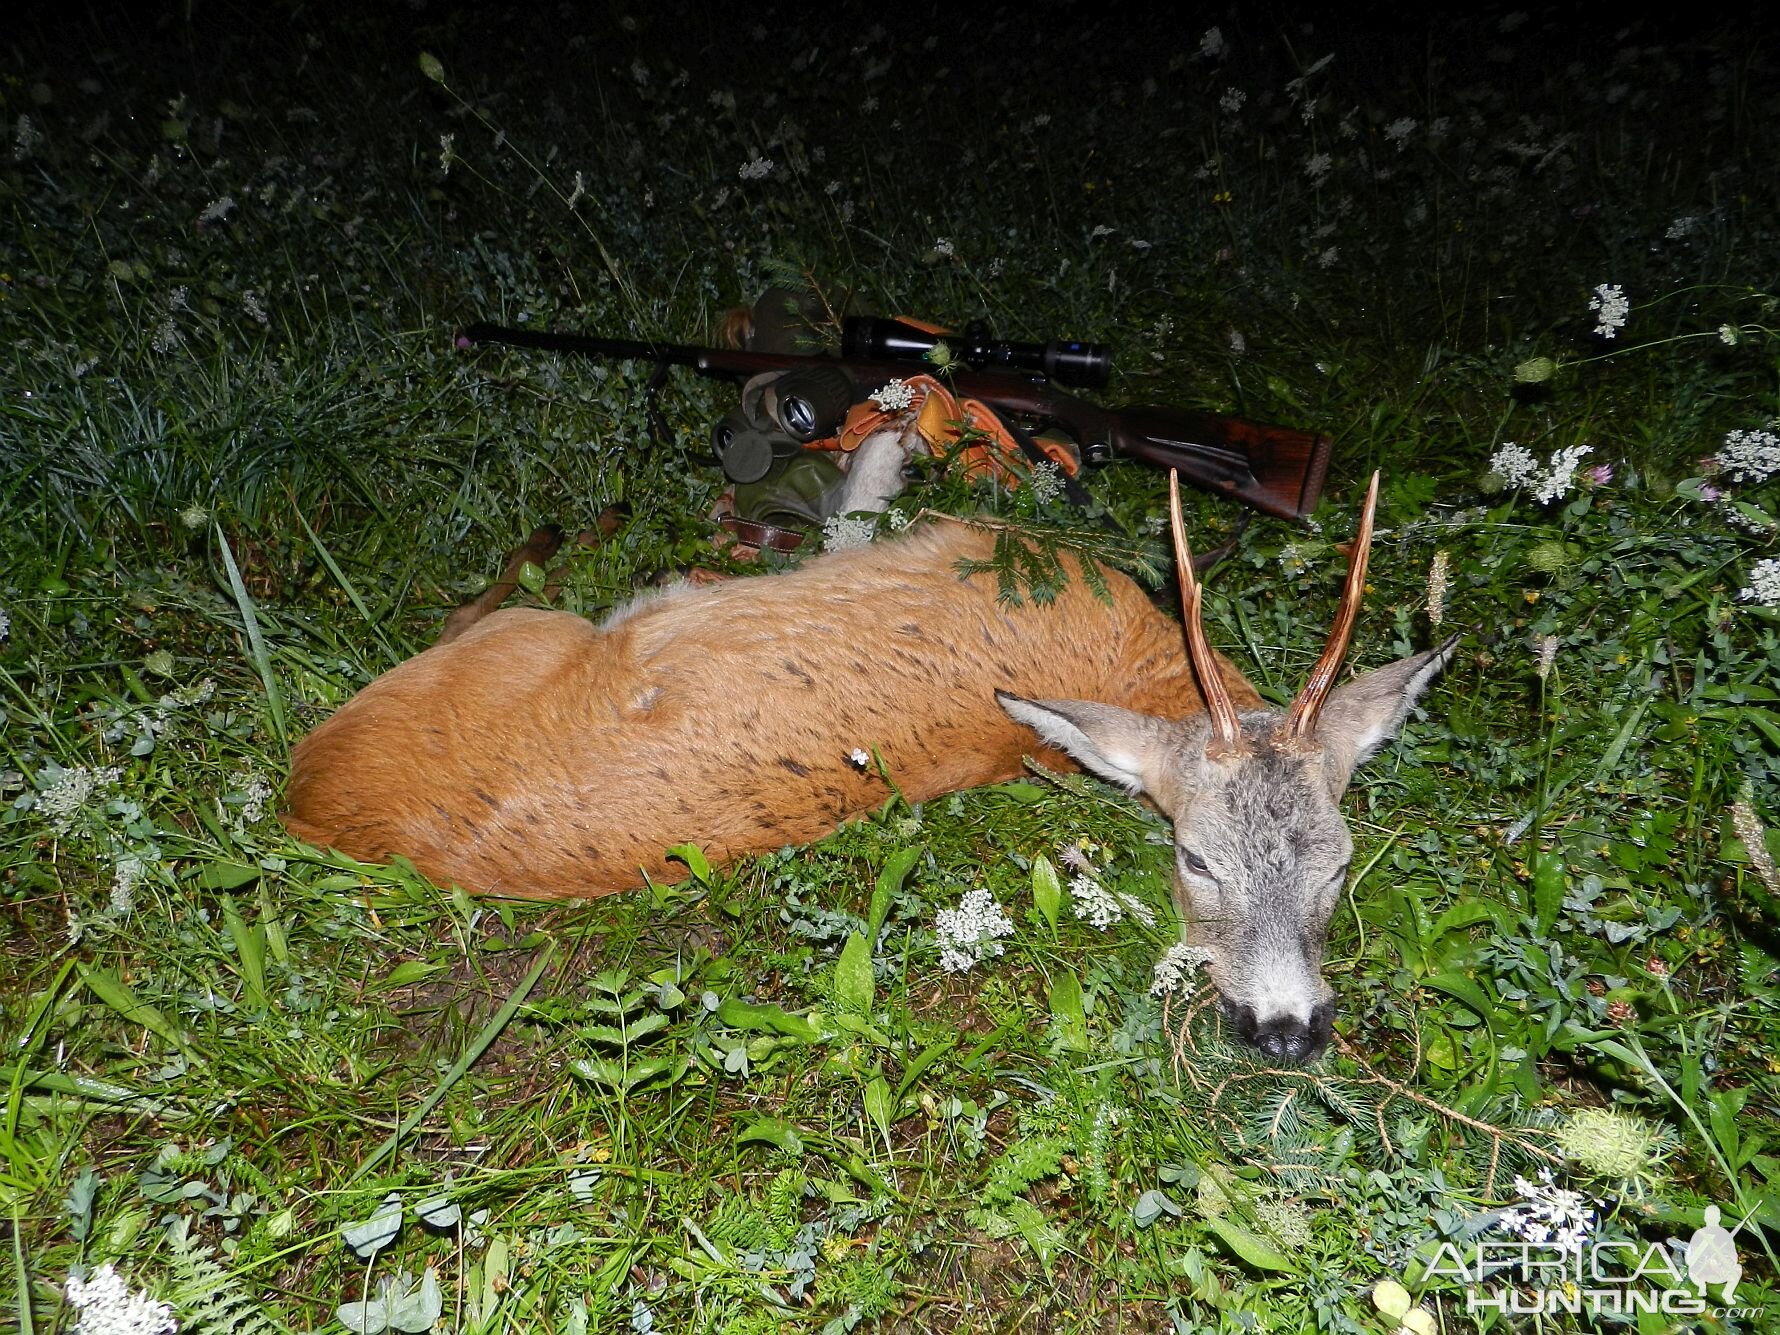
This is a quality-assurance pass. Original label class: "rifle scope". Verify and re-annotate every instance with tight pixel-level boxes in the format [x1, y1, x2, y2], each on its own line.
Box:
[841, 317, 1112, 390]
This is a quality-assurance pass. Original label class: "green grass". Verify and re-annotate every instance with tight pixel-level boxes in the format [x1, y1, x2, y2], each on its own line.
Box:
[4, 4, 1779, 1332]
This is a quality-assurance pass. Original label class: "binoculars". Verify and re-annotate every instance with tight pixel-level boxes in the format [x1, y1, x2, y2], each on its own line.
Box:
[842, 316, 1112, 390]
[712, 364, 854, 483]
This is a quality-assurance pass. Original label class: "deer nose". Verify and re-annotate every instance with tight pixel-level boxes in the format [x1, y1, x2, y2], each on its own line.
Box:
[1220, 998, 1333, 1064]
[1253, 1016, 1319, 1063]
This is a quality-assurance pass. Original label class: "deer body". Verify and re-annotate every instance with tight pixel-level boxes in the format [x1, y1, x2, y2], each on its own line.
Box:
[284, 520, 1260, 900]
[286, 478, 1456, 1064]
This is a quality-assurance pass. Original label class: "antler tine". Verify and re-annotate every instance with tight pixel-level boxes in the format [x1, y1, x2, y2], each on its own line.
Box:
[1169, 471, 1248, 758]
[1283, 470, 1380, 748]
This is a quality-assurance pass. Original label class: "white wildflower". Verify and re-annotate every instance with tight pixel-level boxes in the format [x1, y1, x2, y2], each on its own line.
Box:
[847, 748, 871, 770]
[64, 1263, 176, 1335]
[1151, 943, 1212, 997]
[1716, 428, 1780, 484]
[932, 237, 955, 258]
[1317, 246, 1340, 269]
[1740, 558, 1780, 608]
[437, 132, 454, 174]
[1534, 634, 1559, 680]
[231, 769, 273, 824]
[1533, 443, 1592, 504]
[1068, 873, 1155, 930]
[1303, 152, 1333, 186]
[179, 503, 209, 530]
[240, 290, 268, 325]
[869, 378, 916, 412]
[630, 59, 649, 85]
[0, 606, 9, 640]
[1664, 215, 1700, 240]
[1383, 116, 1417, 149]
[1219, 87, 1246, 115]
[15, 113, 43, 160]
[111, 855, 145, 916]
[1028, 460, 1063, 504]
[1719, 323, 1739, 346]
[737, 156, 774, 181]
[1489, 442, 1540, 488]
[1425, 551, 1450, 627]
[1498, 1167, 1596, 1254]
[1278, 541, 1311, 574]
[1200, 26, 1226, 58]
[197, 196, 235, 225]
[1588, 282, 1629, 338]
[1071, 873, 1124, 929]
[1227, 327, 1246, 355]
[821, 514, 877, 552]
[1732, 794, 1780, 897]
[38, 764, 123, 835]
[566, 171, 586, 209]
[935, 888, 1015, 973]
[151, 320, 181, 354]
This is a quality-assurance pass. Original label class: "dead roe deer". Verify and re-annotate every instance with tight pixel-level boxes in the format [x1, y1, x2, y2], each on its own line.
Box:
[284, 474, 1455, 1061]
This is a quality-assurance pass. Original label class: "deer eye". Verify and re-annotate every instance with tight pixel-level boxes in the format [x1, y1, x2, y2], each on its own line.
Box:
[1178, 848, 1213, 878]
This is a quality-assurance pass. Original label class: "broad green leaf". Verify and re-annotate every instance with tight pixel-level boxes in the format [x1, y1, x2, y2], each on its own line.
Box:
[1002, 1198, 1063, 1275]
[833, 933, 874, 1016]
[869, 846, 921, 941]
[717, 999, 824, 1042]
[1203, 1215, 1299, 1273]
[1532, 852, 1566, 935]
[379, 960, 445, 990]
[1049, 970, 1089, 1054]
[194, 861, 260, 890]
[1031, 854, 1061, 934]
[219, 895, 267, 1010]
[665, 843, 711, 882]
[76, 966, 185, 1053]
[863, 1075, 893, 1150]
[736, 1117, 805, 1156]
[342, 1192, 403, 1258]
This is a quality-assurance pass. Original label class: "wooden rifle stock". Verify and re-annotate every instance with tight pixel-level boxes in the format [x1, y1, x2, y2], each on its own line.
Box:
[458, 321, 1332, 520]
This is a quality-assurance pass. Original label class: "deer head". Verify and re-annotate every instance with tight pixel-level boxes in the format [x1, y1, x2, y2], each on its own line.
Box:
[999, 473, 1456, 1063]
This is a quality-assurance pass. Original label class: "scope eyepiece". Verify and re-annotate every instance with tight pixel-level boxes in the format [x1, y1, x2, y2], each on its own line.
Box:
[842, 316, 1111, 390]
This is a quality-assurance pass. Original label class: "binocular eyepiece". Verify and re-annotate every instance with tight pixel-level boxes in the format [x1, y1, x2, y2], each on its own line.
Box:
[841, 316, 1111, 390]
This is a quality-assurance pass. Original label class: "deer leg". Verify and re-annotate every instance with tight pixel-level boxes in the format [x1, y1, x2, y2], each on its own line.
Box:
[439, 524, 566, 645]
[438, 509, 625, 645]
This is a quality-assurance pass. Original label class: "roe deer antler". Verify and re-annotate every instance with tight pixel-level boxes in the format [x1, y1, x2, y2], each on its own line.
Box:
[1168, 470, 1250, 759]
[1281, 470, 1380, 749]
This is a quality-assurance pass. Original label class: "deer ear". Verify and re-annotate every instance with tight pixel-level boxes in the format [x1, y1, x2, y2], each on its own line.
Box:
[1316, 635, 1459, 791]
[995, 692, 1182, 798]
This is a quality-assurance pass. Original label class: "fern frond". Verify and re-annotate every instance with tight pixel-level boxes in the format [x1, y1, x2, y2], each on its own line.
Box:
[162, 1218, 291, 1335]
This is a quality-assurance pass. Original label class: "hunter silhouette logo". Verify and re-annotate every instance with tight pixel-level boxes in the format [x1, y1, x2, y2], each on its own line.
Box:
[1684, 1205, 1743, 1301]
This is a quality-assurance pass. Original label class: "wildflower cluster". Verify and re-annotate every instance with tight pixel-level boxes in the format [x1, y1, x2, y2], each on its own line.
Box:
[1487, 442, 1594, 504]
[1424, 551, 1449, 627]
[64, 1264, 177, 1335]
[1714, 427, 1780, 484]
[868, 378, 915, 411]
[1150, 942, 1212, 997]
[1068, 872, 1156, 930]
[38, 764, 123, 836]
[1027, 460, 1063, 504]
[1741, 558, 1780, 608]
[935, 888, 1015, 973]
[737, 156, 774, 181]
[821, 514, 877, 552]
[1497, 1168, 1596, 1252]
[1588, 282, 1629, 338]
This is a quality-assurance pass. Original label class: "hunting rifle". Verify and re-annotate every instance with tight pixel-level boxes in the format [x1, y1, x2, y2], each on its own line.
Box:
[457, 317, 1332, 521]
